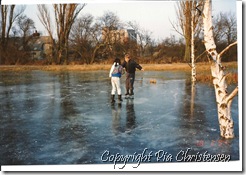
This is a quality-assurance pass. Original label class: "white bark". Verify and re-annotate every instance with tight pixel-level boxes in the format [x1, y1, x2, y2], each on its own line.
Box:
[203, 0, 218, 63]
[191, 0, 196, 82]
[203, 0, 238, 139]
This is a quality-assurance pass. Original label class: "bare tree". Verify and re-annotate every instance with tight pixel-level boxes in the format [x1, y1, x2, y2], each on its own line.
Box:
[172, 0, 204, 82]
[213, 11, 237, 45]
[98, 11, 121, 29]
[70, 11, 125, 64]
[16, 14, 35, 50]
[173, 0, 204, 61]
[127, 21, 152, 57]
[17, 15, 35, 36]
[37, 4, 55, 64]
[203, 0, 238, 139]
[37, 4, 86, 64]
[90, 22, 107, 63]
[0, 5, 25, 64]
[70, 13, 95, 64]
[99, 11, 124, 59]
[54, 4, 86, 64]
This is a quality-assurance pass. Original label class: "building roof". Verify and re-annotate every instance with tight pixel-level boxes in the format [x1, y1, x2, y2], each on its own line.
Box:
[27, 36, 52, 51]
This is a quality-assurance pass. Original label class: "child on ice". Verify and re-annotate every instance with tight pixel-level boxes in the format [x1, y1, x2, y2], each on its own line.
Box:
[109, 58, 124, 103]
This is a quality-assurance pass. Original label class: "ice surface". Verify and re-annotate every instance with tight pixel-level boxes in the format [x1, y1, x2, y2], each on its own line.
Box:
[0, 70, 239, 165]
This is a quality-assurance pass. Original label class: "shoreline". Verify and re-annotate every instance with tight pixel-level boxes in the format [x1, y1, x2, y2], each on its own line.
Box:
[0, 62, 237, 72]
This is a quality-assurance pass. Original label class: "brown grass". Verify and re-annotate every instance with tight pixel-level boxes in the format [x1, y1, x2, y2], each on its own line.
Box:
[196, 72, 238, 84]
[195, 62, 238, 84]
[0, 64, 111, 71]
[0, 62, 238, 84]
[0, 62, 237, 72]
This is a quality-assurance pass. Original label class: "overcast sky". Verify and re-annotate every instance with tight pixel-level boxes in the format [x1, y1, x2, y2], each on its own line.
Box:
[2, 0, 238, 42]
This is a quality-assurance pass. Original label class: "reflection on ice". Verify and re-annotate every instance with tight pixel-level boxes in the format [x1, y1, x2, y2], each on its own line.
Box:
[0, 70, 239, 165]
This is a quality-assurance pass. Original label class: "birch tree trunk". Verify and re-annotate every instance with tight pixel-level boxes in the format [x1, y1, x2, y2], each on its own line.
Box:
[203, 0, 238, 139]
[191, 1, 196, 82]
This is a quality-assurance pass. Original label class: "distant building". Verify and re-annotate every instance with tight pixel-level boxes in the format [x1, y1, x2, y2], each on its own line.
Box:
[26, 31, 53, 60]
[126, 29, 137, 41]
[101, 27, 137, 44]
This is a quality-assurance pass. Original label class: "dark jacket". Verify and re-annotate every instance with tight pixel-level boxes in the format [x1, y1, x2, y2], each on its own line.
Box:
[122, 59, 142, 74]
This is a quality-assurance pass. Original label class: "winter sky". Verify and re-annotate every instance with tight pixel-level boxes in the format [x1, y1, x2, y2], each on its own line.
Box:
[1, 0, 238, 42]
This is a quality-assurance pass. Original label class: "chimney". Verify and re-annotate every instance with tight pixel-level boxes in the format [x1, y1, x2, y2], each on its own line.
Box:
[33, 30, 40, 37]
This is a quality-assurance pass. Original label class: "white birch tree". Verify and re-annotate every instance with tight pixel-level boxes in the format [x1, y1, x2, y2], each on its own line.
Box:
[190, 1, 196, 82]
[203, 0, 238, 138]
[173, 0, 204, 82]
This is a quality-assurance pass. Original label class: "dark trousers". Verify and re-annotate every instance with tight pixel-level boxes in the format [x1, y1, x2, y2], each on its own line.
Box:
[125, 73, 135, 95]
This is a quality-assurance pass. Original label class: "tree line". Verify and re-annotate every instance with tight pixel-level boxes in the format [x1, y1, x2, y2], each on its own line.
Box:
[0, 4, 237, 65]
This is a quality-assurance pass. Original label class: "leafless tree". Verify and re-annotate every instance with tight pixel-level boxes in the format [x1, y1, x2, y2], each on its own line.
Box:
[37, 4, 86, 64]
[0, 5, 25, 64]
[17, 15, 35, 36]
[213, 11, 237, 45]
[70, 13, 95, 64]
[172, 0, 204, 63]
[70, 11, 126, 64]
[98, 11, 122, 29]
[127, 21, 152, 57]
[171, 0, 205, 82]
[98, 11, 125, 59]
[16, 14, 35, 50]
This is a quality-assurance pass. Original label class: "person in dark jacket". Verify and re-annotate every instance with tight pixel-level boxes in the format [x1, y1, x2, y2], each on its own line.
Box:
[121, 53, 144, 98]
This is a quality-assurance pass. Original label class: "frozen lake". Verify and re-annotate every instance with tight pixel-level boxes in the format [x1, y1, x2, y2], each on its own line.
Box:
[0, 70, 239, 166]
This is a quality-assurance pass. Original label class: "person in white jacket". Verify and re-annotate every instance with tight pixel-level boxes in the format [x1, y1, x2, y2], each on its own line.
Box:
[109, 58, 124, 103]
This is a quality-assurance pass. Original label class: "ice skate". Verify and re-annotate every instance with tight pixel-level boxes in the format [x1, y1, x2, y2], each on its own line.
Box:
[125, 92, 130, 99]
[129, 94, 134, 99]
[111, 95, 115, 104]
[118, 95, 123, 103]
[129, 90, 134, 99]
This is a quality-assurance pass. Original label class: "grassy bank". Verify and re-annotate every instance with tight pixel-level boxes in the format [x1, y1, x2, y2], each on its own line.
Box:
[0, 62, 237, 71]
[0, 62, 238, 84]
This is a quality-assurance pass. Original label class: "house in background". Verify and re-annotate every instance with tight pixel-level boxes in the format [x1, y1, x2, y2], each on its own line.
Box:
[26, 31, 53, 60]
[126, 29, 137, 42]
[101, 27, 137, 44]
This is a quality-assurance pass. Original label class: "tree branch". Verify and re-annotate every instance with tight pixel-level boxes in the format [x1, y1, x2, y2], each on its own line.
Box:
[169, 18, 184, 37]
[226, 86, 238, 103]
[218, 41, 237, 59]
[195, 50, 206, 62]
